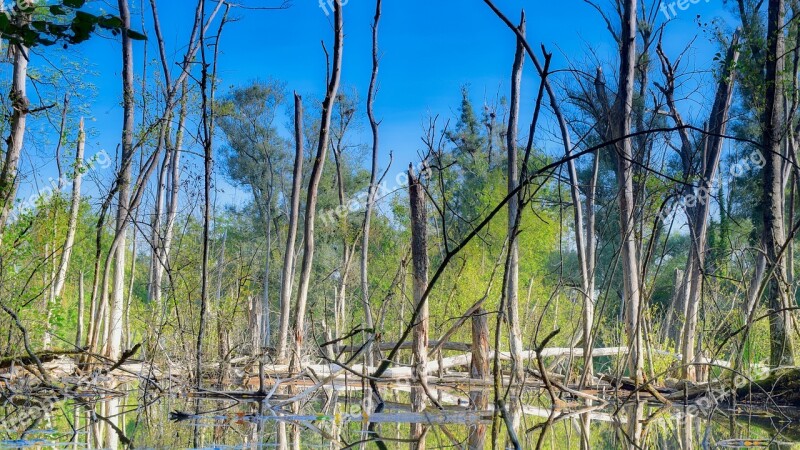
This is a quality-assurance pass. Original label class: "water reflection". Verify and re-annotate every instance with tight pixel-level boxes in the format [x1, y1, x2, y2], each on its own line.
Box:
[0, 388, 798, 448]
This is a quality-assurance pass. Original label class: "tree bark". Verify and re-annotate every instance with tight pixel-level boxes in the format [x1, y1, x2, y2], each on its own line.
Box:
[76, 271, 85, 348]
[196, 1, 229, 386]
[762, 0, 795, 367]
[615, 0, 644, 384]
[0, 3, 30, 237]
[505, 11, 525, 383]
[360, 0, 382, 367]
[261, 199, 272, 350]
[468, 307, 489, 450]
[409, 166, 429, 438]
[108, 0, 135, 360]
[276, 93, 304, 363]
[53, 118, 85, 299]
[678, 34, 740, 380]
[290, 2, 343, 370]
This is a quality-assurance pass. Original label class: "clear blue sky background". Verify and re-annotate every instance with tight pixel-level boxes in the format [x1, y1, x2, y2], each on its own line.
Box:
[19, 0, 735, 207]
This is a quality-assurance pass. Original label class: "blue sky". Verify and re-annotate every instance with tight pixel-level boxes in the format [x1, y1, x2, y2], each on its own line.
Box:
[17, 0, 735, 209]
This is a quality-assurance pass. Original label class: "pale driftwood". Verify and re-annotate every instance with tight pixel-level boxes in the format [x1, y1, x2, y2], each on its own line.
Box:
[338, 340, 471, 353]
[253, 347, 629, 381]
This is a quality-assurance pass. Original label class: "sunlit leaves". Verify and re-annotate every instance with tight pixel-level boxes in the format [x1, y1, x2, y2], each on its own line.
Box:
[0, 1, 146, 48]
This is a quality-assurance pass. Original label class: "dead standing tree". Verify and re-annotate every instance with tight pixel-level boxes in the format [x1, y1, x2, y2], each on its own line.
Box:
[761, 0, 795, 367]
[612, 0, 645, 385]
[290, 0, 344, 371]
[276, 93, 304, 364]
[505, 11, 525, 384]
[360, 0, 382, 368]
[107, 0, 135, 360]
[655, 33, 741, 381]
[483, 1, 599, 387]
[0, 2, 31, 238]
[409, 165, 429, 444]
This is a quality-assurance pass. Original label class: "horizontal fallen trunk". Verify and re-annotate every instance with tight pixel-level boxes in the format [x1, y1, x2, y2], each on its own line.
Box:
[0, 349, 87, 370]
[250, 347, 628, 380]
[736, 368, 800, 406]
[338, 340, 471, 353]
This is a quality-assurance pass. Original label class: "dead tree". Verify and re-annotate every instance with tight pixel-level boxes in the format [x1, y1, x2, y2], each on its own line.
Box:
[505, 11, 525, 383]
[468, 307, 489, 449]
[656, 34, 741, 380]
[360, 0, 382, 367]
[761, 0, 795, 367]
[290, 0, 344, 370]
[0, 2, 31, 237]
[276, 93, 304, 363]
[615, 0, 645, 384]
[150, 81, 188, 311]
[409, 165, 429, 440]
[53, 118, 86, 299]
[330, 94, 358, 337]
[108, 0, 136, 360]
[195, 0, 229, 386]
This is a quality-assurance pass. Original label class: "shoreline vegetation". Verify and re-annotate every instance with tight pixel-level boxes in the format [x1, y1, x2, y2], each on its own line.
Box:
[3, 0, 800, 446]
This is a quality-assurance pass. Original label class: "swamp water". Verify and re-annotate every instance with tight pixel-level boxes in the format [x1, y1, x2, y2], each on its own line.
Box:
[1, 384, 799, 449]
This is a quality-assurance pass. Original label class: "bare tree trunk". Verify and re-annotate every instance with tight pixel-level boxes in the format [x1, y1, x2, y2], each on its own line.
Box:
[409, 166, 429, 440]
[467, 307, 489, 450]
[53, 119, 86, 299]
[505, 11, 525, 383]
[261, 202, 272, 350]
[360, 0, 382, 367]
[216, 232, 230, 385]
[471, 308, 489, 380]
[44, 242, 55, 349]
[108, 0, 135, 360]
[148, 152, 168, 300]
[290, 2, 343, 371]
[147, 0, 202, 312]
[557, 55, 592, 384]
[86, 270, 99, 349]
[148, 132, 169, 304]
[580, 150, 600, 388]
[125, 212, 138, 349]
[332, 143, 354, 337]
[762, 0, 796, 367]
[76, 272, 85, 348]
[0, 3, 30, 237]
[737, 251, 767, 371]
[197, 1, 229, 386]
[616, 0, 644, 384]
[276, 93, 304, 363]
[153, 81, 188, 311]
[678, 34, 740, 380]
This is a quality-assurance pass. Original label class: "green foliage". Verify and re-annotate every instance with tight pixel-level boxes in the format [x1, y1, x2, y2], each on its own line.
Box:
[0, 1, 146, 48]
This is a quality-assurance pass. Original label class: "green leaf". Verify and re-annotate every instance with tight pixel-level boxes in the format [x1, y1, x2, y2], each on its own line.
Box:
[49, 5, 67, 16]
[31, 21, 47, 32]
[63, 0, 87, 7]
[126, 29, 146, 40]
[97, 15, 123, 30]
[0, 13, 10, 33]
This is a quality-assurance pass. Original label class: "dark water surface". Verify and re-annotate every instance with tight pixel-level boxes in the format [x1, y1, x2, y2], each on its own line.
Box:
[1, 386, 799, 449]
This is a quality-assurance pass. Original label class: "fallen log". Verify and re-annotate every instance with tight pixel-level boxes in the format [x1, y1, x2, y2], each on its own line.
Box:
[0, 349, 87, 370]
[338, 340, 472, 353]
[736, 367, 800, 406]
